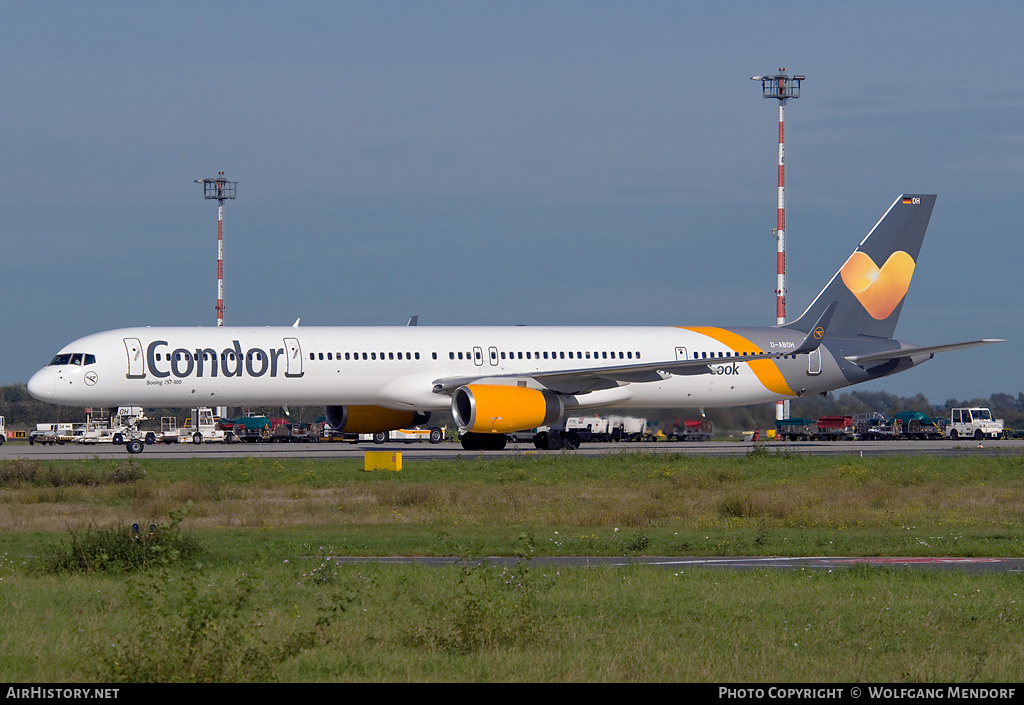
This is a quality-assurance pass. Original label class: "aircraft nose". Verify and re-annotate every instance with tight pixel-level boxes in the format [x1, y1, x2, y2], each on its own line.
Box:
[27, 367, 55, 401]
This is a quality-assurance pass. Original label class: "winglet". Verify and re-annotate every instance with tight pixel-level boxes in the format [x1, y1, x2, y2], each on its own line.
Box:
[792, 301, 837, 355]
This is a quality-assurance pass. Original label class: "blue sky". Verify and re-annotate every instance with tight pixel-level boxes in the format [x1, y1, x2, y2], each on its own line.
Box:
[1, 1, 1021, 405]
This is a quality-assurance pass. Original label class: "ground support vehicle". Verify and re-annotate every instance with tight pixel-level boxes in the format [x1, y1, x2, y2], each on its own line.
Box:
[364, 426, 445, 444]
[893, 411, 945, 440]
[774, 417, 817, 441]
[666, 419, 713, 442]
[0, 416, 4, 445]
[74, 407, 156, 447]
[852, 412, 896, 440]
[947, 408, 1003, 440]
[605, 415, 650, 441]
[221, 415, 272, 442]
[159, 408, 234, 444]
[561, 415, 650, 443]
[273, 421, 323, 442]
[182, 408, 234, 444]
[160, 417, 182, 443]
[564, 416, 611, 442]
[816, 416, 856, 441]
[29, 423, 79, 445]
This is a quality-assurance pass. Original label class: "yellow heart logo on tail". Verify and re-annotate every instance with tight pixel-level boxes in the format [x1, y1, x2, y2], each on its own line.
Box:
[840, 250, 916, 320]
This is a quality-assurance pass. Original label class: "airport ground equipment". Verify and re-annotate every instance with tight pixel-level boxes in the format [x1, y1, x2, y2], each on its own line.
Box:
[774, 417, 818, 441]
[892, 410, 945, 439]
[666, 419, 713, 442]
[76, 407, 155, 448]
[815, 415, 856, 441]
[364, 426, 445, 444]
[947, 407, 1003, 440]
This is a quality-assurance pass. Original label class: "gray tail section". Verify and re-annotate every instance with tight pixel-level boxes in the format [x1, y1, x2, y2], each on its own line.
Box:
[784, 194, 936, 340]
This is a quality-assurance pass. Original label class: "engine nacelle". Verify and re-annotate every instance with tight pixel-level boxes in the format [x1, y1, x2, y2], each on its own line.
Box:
[452, 384, 563, 434]
[324, 405, 429, 434]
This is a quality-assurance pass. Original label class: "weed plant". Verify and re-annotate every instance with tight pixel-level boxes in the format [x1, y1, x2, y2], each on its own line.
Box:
[44, 504, 204, 575]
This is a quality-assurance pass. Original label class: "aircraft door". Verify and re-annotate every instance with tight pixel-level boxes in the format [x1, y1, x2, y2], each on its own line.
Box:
[124, 338, 145, 379]
[807, 349, 822, 375]
[283, 337, 304, 378]
[675, 347, 688, 361]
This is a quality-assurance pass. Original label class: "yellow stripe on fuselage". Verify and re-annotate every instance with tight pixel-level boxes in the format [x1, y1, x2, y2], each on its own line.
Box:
[681, 327, 795, 396]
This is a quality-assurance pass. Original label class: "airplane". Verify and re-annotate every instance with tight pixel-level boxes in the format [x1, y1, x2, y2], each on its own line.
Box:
[27, 193, 1003, 453]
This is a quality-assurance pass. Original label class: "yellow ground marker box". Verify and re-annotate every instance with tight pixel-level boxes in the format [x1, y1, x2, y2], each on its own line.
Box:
[364, 451, 402, 472]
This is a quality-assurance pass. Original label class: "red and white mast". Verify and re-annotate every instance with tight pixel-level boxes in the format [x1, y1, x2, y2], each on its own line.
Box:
[195, 172, 237, 327]
[752, 70, 804, 420]
[776, 97, 787, 326]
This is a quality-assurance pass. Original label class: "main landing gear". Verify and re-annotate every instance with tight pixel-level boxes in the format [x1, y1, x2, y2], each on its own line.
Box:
[459, 430, 582, 451]
[459, 432, 508, 451]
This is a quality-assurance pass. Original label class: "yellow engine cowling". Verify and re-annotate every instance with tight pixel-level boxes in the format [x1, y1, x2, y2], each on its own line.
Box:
[324, 405, 428, 434]
[451, 385, 563, 434]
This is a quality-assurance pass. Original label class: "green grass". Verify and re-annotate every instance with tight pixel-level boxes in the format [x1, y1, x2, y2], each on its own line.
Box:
[3, 558, 1024, 682]
[2, 451, 1024, 681]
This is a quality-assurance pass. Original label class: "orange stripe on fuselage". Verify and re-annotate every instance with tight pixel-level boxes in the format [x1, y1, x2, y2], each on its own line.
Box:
[681, 327, 795, 396]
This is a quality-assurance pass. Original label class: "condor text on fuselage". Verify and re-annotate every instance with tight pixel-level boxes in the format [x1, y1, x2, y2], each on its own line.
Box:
[144, 339, 299, 381]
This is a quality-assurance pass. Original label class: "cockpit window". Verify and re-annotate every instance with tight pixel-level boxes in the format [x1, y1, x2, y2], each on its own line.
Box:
[48, 353, 96, 366]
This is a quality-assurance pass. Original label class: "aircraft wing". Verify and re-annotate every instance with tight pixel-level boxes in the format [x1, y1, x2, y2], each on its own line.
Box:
[844, 338, 1005, 365]
[432, 349, 794, 396]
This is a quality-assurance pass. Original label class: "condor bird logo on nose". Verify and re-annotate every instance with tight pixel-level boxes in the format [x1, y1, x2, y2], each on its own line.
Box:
[840, 250, 915, 320]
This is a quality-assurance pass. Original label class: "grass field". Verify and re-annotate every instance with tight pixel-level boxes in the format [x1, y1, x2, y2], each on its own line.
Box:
[2, 450, 1024, 682]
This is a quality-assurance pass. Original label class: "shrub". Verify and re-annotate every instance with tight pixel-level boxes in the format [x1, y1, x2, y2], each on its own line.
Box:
[45, 505, 204, 574]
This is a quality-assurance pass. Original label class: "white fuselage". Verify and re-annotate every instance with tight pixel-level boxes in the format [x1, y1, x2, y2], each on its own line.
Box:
[27, 324, 830, 412]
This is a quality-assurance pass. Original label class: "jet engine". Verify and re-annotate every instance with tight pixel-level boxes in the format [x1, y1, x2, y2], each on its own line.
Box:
[451, 384, 563, 434]
[324, 405, 429, 434]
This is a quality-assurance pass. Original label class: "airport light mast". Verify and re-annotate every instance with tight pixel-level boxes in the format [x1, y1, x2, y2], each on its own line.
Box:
[194, 173, 237, 327]
[751, 70, 804, 421]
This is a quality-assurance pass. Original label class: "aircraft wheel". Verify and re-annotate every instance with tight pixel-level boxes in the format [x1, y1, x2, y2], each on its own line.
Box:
[563, 432, 581, 450]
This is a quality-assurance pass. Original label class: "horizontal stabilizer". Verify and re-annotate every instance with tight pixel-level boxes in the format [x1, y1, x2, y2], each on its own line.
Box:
[844, 339, 1005, 365]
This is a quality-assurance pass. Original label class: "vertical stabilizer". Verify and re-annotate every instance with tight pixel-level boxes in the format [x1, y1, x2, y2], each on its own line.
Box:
[785, 194, 936, 339]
